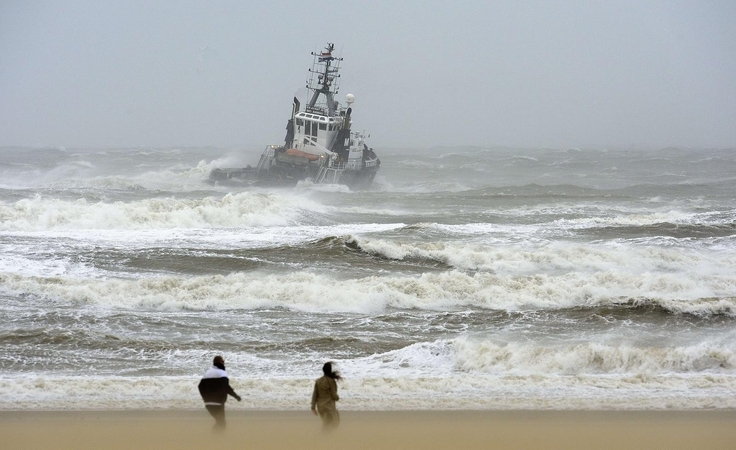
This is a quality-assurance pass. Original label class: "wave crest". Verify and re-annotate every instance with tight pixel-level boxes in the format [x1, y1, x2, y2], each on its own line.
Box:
[2, 271, 735, 316]
[0, 192, 319, 230]
[451, 338, 736, 375]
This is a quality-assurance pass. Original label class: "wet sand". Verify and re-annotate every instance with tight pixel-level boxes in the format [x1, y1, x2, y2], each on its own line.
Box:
[1, 410, 735, 450]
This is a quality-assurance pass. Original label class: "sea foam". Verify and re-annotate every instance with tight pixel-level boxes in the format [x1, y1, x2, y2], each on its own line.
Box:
[347, 236, 736, 277]
[1, 269, 735, 316]
[2, 371, 735, 410]
[2, 336, 735, 410]
[0, 192, 322, 230]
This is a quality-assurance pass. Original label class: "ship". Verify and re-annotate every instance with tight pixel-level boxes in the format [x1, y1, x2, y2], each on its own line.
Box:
[209, 43, 380, 190]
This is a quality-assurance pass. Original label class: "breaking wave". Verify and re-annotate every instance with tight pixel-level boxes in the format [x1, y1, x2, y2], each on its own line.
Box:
[344, 236, 736, 275]
[0, 192, 326, 230]
[2, 270, 735, 316]
[2, 337, 736, 410]
[449, 338, 736, 375]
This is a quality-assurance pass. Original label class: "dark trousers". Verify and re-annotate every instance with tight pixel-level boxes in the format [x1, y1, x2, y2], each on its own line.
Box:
[205, 404, 226, 430]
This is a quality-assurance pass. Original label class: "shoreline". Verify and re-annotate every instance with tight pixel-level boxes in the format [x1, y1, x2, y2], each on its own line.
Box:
[2, 410, 735, 450]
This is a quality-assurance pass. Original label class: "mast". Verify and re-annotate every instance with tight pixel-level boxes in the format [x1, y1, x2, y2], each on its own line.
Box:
[306, 43, 343, 117]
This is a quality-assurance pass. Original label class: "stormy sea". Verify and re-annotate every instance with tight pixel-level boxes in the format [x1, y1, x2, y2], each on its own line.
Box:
[1, 145, 735, 410]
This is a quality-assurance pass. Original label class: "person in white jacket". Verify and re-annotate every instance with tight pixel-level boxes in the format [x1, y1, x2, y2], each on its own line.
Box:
[198, 355, 241, 430]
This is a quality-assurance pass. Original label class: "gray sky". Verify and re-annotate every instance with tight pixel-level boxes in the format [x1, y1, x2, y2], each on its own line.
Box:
[1, 0, 735, 149]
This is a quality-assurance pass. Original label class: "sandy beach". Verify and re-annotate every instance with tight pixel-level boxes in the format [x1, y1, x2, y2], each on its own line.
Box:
[2, 409, 735, 450]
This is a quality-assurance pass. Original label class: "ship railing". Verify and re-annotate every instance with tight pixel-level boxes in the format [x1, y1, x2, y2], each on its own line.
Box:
[306, 106, 327, 115]
[364, 159, 379, 168]
[315, 166, 328, 183]
[256, 146, 276, 172]
[315, 163, 345, 184]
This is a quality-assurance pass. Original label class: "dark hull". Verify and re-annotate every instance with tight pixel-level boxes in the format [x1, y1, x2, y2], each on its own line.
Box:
[208, 164, 378, 190]
[339, 168, 378, 190]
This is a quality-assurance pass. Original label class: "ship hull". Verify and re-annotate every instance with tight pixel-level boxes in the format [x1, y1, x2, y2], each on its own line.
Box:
[339, 168, 378, 190]
[208, 160, 378, 190]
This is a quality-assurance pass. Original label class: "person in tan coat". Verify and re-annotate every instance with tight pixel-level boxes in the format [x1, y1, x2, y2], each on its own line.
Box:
[310, 361, 341, 430]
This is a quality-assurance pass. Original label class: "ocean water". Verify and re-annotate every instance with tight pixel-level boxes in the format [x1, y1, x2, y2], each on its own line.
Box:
[1, 145, 735, 410]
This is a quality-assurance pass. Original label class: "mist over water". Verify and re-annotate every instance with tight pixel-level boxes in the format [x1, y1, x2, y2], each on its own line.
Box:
[1, 145, 736, 410]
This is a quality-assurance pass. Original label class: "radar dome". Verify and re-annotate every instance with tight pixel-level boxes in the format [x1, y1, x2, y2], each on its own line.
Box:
[345, 93, 355, 105]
